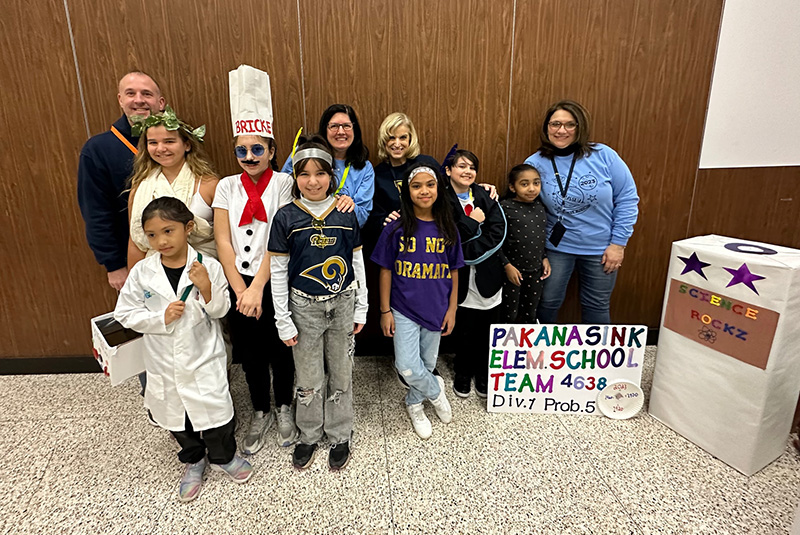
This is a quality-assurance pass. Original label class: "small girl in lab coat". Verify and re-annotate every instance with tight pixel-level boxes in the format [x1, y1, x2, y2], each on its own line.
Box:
[115, 197, 252, 502]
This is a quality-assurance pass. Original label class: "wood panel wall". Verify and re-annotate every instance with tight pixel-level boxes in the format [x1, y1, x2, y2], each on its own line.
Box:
[688, 167, 800, 247]
[1, 0, 732, 358]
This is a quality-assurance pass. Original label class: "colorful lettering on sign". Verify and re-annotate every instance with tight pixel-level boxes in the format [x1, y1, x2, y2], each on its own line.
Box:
[487, 324, 646, 415]
[491, 325, 645, 349]
[679, 284, 760, 320]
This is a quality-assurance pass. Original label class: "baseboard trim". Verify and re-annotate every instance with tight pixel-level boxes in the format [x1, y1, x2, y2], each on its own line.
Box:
[0, 356, 100, 375]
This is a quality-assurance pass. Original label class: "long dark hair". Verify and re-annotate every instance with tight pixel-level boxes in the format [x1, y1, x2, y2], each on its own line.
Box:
[291, 135, 337, 199]
[537, 100, 596, 158]
[141, 196, 194, 228]
[317, 104, 369, 169]
[394, 163, 457, 247]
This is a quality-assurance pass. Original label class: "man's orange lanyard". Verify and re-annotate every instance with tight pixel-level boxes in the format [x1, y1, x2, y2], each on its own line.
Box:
[111, 126, 138, 155]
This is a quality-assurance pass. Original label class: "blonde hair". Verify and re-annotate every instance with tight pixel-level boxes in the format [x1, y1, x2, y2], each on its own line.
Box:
[129, 125, 217, 189]
[377, 112, 421, 162]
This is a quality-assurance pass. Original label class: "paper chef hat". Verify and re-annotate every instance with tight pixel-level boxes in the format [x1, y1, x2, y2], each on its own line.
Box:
[229, 64, 274, 139]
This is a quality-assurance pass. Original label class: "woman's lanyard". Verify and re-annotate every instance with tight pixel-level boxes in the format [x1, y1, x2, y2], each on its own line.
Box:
[334, 164, 351, 195]
[549, 154, 578, 222]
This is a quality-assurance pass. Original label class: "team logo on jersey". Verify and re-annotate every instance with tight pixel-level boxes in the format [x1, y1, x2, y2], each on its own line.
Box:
[144, 290, 152, 299]
[300, 256, 348, 292]
[309, 218, 337, 249]
[310, 234, 337, 248]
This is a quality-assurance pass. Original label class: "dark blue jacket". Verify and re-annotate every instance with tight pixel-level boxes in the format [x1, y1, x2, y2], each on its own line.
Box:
[447, 183, 507, 304]
[77, 114, 138, 272]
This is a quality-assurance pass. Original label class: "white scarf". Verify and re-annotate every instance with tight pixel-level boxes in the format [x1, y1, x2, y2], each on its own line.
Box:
[129, 162, 217, 259]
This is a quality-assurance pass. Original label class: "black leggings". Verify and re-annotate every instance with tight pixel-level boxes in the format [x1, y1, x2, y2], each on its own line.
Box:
[500, 271, 543, 323]
[227, 276, 294, 412]
[452, 304, 500, 385]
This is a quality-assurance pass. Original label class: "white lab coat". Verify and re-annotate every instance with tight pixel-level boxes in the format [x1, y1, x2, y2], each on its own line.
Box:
[114, 245, 233, 432]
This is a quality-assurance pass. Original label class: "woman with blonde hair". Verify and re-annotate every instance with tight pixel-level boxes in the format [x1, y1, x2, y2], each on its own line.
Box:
[127, 106, 219, 268]
[365, 112, 439, 253]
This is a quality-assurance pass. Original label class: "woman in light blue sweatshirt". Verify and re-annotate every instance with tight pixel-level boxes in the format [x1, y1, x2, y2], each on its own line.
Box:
[524, 100, 639, 324]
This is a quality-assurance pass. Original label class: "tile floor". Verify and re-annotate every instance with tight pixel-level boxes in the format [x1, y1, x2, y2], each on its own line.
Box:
[1, 347, 799, 534]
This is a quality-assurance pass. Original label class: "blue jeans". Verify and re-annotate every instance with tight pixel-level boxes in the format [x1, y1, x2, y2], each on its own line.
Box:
[289, 289, 355, 445]
[392, 309, 442, 406]
[537, 250, 618, 324]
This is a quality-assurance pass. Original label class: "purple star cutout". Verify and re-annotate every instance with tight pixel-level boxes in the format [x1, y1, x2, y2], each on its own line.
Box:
[678, 252, 711, 280]
[723, 263, 766, 295]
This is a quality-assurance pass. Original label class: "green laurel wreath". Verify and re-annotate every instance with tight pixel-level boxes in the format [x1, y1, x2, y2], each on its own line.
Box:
[130, 105, 206, 142]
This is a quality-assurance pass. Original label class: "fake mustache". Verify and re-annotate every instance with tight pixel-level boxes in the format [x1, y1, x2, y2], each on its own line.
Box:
[241, 160, 260, 165]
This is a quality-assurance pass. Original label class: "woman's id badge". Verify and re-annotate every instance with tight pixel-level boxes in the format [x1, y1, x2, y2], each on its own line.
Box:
[549, 221, 566, 246]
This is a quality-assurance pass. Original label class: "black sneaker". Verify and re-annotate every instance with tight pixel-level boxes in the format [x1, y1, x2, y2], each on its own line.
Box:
[475, 378, 488, 399]
[396, 370, 410, 389]
[329, 441, 351, 471]
[453, 374, 471, 398]
[292, 443, 317, 469]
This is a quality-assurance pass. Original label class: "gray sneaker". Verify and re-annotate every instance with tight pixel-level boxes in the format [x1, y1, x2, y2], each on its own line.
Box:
[241, 410, 274, 455]
[276, 405, 299, 447]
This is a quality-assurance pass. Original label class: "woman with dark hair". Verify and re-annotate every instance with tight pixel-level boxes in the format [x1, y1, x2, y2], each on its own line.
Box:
[281, 104, 375, 228]
[524, 100, 639, 324]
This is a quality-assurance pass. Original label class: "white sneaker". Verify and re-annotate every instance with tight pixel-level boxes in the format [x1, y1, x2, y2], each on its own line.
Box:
[406, 402, 432, 440]
[275, 405, 299, 447]
[241, 410, 274, 455]
[430, 376, 452, 424]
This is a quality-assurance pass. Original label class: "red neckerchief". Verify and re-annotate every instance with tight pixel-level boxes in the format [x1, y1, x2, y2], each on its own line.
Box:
[238, 169, 273, 226]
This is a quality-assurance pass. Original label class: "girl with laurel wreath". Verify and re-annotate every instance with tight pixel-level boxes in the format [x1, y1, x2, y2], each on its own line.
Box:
[127, 106, 219, 269]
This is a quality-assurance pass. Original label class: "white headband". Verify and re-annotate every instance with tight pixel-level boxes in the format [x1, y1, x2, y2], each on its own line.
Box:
[408, 166, 437, 181]
[293, 148, 333, 167]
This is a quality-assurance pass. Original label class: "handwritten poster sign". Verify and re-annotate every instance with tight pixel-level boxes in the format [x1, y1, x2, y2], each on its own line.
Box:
[487, 324, 646, 415]
[663, 279, 780, 369]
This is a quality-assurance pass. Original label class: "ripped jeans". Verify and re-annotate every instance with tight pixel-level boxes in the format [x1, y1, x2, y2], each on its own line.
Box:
[289, 289, 355, 445]
[392, 309, 441, 406]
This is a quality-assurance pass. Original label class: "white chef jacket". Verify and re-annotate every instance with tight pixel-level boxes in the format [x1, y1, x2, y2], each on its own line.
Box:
[212, 171, 294, 276]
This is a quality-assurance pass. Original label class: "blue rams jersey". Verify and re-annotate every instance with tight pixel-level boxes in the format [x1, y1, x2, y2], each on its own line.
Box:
[268, 200, 361, 296]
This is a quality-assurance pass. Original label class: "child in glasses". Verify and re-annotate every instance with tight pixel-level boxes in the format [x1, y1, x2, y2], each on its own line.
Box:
[269, 136, 367, 471]
[213, 133, 299, 454]
[444, 149, 507, 399]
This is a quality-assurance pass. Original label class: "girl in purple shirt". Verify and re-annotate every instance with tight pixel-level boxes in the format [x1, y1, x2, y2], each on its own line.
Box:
[371, 164, 465, 439]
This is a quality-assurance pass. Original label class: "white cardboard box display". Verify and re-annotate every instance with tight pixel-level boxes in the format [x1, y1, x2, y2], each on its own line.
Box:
[91, 312, 145, 387]
[649, 235, 800, 475]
